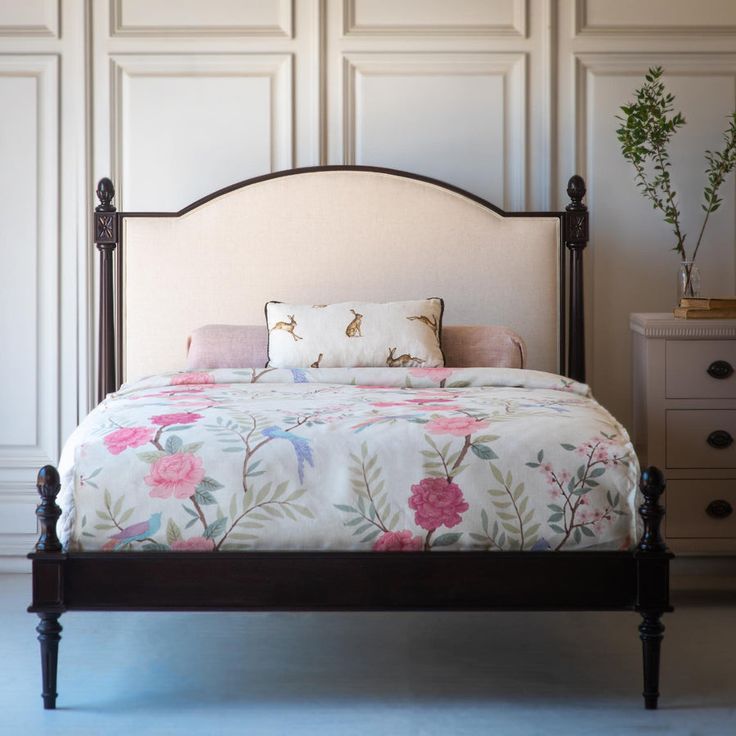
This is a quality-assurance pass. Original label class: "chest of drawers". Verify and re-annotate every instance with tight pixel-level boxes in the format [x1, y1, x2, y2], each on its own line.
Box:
[631, 312, 736, 553]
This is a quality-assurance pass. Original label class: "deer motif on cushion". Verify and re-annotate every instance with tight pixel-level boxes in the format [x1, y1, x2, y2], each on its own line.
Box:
[271, 315, 303, 342]
[345, 309, 363, 338]
[386, 347, 425, 367]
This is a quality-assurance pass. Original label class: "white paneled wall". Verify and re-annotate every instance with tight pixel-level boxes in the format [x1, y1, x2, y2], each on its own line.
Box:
[558, 0, 736, 438]
[2, 0, 735, 565]
[0, 0, 86, 568]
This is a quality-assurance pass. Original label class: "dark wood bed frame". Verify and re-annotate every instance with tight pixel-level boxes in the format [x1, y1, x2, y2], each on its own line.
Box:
[29, 167, 672, 711]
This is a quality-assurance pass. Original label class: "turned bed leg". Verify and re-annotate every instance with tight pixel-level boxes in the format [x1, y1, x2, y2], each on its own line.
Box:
[37, 613, 62, 709]
[639, 610, 664, 710]
[635, 466, 672, 711]
[31, 465, 65, 709]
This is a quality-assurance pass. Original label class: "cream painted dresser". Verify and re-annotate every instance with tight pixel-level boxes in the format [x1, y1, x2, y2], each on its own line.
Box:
[631, 312, 736, 553]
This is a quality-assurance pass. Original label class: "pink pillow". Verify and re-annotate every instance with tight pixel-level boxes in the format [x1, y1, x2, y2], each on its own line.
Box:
[186, 324, 526, 370]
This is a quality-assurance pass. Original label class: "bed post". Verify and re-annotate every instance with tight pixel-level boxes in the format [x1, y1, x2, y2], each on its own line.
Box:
[635, 466, 672, 710]
[95, 177, 118, 403]
[564, 175, 589, 383]
[30, 465, 64, 709]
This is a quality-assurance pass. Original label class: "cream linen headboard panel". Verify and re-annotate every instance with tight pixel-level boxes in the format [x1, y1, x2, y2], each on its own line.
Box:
[122, 170, 560, 381]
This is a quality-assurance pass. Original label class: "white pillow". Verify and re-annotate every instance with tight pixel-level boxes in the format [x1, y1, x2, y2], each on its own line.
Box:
[265, 299, 445, 368]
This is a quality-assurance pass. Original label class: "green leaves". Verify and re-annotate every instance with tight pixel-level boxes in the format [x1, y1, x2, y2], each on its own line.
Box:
[616, 66, 687, 258]
[484, 464, 537, 550]
[165, 435, 183, 454]
[166, 519, 182, 545]
[617, 66, 736, 266]
[432, 533, 462, 547]
[203, 517, 227, 540]
[96, 490, 135, 532]
[194, 476, 224, 506]
[335, 442, 396, 543]
[194, 488, 217, 505]
[198, 476, 224, 493]
[471, 443, 497, 460]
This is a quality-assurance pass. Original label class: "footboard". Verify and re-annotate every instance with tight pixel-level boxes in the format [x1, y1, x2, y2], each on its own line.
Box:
[29, 465, 671, 710]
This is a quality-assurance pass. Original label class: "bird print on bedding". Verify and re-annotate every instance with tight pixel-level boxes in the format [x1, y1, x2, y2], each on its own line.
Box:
[103, 513, 162, 551]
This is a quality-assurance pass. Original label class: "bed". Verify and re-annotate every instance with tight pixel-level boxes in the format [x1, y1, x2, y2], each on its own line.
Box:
[29, 166, 672, 710]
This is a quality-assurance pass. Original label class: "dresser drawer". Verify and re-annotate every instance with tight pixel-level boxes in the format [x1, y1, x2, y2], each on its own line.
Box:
[666, 340, 736, 398]
[666, 410, 736, 468]
[666, 479, 736, 538]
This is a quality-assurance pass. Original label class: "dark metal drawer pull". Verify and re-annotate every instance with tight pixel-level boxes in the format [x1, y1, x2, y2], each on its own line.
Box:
[706, 499, 733, 519]
[707, 430, 733, 449]
[707, 360, 733, 379]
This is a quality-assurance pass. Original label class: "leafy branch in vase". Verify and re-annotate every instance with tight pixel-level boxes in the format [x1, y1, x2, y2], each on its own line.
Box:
[616, 66, 736, 294]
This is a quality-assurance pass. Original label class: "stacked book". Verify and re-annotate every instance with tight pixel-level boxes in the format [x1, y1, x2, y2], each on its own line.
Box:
[674, 297, 736, 319]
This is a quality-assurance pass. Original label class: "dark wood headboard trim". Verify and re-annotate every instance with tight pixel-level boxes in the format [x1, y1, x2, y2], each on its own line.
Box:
[93, 166, 588, 402]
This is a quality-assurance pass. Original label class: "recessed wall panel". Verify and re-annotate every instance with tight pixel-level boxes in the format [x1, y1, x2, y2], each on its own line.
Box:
[344, 54, 525, 208]
[579, 0, 736, 33]
[112, 55, 293, 211]
[0, 0, 58, 37]
[113, 0, 292, 37]
[0, 74, 38, 445]
[345, 0, 525, 36]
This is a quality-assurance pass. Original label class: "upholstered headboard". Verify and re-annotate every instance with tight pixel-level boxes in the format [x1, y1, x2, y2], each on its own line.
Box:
[93, 167, 589, 396]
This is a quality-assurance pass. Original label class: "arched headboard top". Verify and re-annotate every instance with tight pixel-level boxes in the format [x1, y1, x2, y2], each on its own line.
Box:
[92, 167, 588, 396]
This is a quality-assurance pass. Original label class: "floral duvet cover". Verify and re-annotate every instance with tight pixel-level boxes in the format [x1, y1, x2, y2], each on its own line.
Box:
[58, 367, 640, 553]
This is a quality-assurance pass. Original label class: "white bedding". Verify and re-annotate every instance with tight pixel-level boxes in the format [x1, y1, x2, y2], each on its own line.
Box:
[59, 367, 639, 552]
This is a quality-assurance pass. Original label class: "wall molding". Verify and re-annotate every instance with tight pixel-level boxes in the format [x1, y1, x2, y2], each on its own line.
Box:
[0, 448, 56, 469]
[573, 52, 736, 176]
[0, 481, 38, 563]
[0, 557, 31, 573]
[574, 0, 736, 37]
[110, 0, 293, 38]
[341, 52, 526, 210]
[0, 55, 59, 478]
[0, 0, 59, 38]
[343, 0, 526, 38]
[109, 53, 294, 211]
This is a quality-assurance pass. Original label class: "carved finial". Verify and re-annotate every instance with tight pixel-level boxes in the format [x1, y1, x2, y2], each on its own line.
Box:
[35, 465, 62, 552]
[637, 466, 667, 553]
[566, 175, 586, 211]
[95, 177, 115, 212]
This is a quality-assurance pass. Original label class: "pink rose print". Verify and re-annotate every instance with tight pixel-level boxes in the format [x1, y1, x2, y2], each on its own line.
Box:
[171, 536, 214, 551]
[408, 477, 469, 530]
[409, 368, 454, 381]
[150, 412, 203, 427]
[372, 530, 423, 552]
[104, 426, 152, 455]
[425, 416, 490, 437]
[171, 372, 214, 386]
[145, 453, 205, 499]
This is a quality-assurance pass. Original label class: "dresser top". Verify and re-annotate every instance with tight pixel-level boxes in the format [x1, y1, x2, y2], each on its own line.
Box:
[630, 312, 736, 338]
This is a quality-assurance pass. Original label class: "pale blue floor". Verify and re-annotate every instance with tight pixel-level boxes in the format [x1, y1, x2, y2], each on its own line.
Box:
[1, 574, 734, 736]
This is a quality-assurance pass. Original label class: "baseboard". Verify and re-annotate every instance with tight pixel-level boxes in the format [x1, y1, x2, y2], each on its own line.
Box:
[0, 556, 31, 573]
[671, 556, 736, 592]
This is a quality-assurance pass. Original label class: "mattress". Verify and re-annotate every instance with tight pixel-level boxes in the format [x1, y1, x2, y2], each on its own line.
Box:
[58, 367, 640, 552]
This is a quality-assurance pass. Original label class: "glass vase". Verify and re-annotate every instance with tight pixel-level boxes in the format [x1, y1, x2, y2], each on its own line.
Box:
[678, 260, 701, 301]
